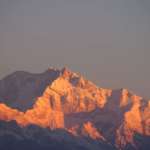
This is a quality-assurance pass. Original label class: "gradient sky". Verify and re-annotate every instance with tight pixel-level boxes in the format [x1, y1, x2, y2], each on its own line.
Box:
[0, 0, 150, 98]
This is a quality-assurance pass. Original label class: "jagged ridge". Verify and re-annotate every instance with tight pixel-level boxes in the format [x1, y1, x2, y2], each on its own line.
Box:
[0, 67, 149, 150]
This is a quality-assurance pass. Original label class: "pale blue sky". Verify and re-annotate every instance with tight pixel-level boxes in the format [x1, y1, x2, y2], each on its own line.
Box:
[0, 0, 150, 98]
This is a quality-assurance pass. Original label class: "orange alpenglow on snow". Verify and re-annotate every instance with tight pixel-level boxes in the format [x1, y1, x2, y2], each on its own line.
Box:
[0, 67, 149, 149]
[81, 122, 105, 140]
[0, 82, 65, 128]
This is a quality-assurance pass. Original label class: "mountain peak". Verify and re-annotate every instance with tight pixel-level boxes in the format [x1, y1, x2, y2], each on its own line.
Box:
[61, 67, 79, 79]
[0, 67, 149, 150]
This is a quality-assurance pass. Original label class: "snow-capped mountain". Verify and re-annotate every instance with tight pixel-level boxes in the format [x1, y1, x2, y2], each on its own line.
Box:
[0, 67, 149, 150]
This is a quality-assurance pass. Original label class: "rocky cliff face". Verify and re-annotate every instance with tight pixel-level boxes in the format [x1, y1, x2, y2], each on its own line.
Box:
[0, 67, 149, 150]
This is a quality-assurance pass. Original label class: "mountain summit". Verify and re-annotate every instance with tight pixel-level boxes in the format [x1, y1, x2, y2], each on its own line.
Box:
[0, 67, 149, 150]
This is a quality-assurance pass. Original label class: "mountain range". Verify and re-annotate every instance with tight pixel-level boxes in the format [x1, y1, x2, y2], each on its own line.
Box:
[0, 67, 149, 150]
